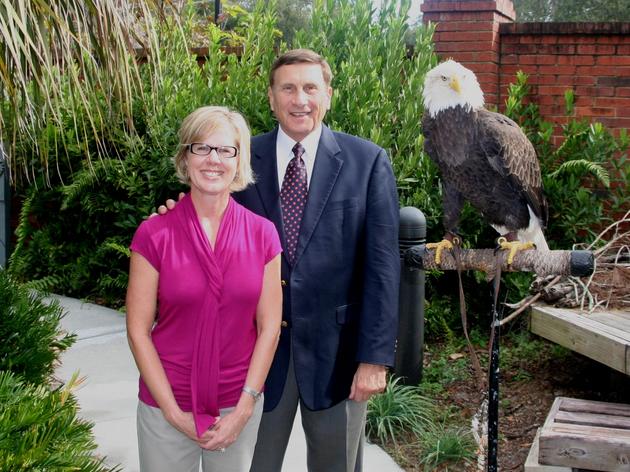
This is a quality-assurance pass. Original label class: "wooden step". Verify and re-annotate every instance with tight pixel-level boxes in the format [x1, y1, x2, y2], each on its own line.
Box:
[538, 397, 630, 471]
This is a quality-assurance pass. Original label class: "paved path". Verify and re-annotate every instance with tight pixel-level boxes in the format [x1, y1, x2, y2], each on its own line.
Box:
[54, 295, 403, 472]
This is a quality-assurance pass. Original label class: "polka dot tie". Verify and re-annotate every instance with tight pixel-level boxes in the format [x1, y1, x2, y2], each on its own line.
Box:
[280, 143, 307, 265]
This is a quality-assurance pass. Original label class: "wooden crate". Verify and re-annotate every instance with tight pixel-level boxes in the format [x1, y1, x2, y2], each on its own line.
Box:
[539, 397, 630, 471]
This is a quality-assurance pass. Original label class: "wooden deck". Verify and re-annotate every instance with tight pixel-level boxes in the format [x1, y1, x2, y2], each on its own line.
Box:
[529, 304, 630, 375]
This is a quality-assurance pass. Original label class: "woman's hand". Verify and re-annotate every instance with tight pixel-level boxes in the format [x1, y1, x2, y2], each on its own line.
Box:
[197, 403, 253, 451]
[164, 408, 199, 442]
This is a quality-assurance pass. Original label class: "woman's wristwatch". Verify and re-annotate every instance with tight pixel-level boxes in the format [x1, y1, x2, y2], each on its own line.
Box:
[242, 386, 262, 401]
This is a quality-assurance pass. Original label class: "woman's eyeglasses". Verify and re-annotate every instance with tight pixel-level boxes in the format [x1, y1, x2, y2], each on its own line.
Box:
[186, 143, 238, 159]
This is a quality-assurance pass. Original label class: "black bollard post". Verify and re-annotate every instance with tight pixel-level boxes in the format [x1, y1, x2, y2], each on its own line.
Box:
[0, 143, 9, 269]
[394, 207, 426, 385]
[214, 0, 221, 23]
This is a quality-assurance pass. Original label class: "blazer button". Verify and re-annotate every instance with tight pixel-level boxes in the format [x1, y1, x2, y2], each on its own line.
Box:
[281, 279, 287, 286]
[281, 320, 288, 328]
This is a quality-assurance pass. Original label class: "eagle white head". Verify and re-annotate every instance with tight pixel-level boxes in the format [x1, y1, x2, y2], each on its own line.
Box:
[422, 60, 485, 117]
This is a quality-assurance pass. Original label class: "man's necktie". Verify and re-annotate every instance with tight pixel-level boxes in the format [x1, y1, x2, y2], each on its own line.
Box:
[280, 142, 307, 265]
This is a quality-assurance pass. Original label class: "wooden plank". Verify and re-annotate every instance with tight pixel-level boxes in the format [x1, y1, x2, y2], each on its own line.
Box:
[589, 311, 630, 333]
[543, 397, 564, 430]
[539, 431, 630, 471]
[530, 305, 630, 375]
[545, 423, 630, 440]
[555, 410, 630, 430]
[534, 307, 630, 342]
[559, 397, 630, 418]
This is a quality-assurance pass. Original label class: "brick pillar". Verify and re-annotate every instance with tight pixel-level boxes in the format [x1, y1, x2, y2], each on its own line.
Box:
[421, 0, 516, 108]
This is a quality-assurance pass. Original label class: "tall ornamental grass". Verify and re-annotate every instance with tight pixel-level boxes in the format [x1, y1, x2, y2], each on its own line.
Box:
[0, 0, 159, 186]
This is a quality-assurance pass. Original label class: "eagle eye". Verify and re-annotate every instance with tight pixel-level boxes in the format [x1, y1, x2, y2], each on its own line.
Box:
[440, 75, 448, 81]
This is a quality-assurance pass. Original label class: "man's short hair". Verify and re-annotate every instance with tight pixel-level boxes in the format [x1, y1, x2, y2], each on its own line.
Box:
[269, 49, 333, 87]
[174, 106, 254, 192]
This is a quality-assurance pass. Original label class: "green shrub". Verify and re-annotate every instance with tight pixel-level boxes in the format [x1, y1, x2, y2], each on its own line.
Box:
[0, 371, 117, 472]
[0, 269, 75, 384]
[423, 294, 460, 341]
[298, 0, 440, 217]
[0, 270, 112, 470]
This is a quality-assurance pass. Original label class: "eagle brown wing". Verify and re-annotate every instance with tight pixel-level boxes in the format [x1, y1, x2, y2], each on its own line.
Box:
[475, 109, 548, 226]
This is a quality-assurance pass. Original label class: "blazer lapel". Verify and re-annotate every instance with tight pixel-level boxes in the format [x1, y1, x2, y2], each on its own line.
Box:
[294, 125, 342, 265]
[251, 129, 284, 241]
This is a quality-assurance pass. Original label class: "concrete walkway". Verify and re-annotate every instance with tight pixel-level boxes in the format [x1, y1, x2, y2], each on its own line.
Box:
[53, 295, 403, 472]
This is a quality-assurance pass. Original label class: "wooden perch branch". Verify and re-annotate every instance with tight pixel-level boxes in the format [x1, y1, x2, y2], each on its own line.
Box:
[404, 245, 594, 278]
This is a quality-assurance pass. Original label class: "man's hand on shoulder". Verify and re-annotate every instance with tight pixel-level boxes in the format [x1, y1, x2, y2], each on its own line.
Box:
[349, 363, 387, 402]
[150, 192, 185, 218]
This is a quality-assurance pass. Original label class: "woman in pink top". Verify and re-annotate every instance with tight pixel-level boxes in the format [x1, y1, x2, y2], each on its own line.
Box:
[126, 106, 282, 472]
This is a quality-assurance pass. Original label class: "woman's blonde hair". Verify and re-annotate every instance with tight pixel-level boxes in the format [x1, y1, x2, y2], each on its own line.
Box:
[174, 106, 254, 192]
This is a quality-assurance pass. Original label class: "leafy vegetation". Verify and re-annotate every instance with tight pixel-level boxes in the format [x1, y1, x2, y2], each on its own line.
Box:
[0, 270, 75, 384]
[0, 371, 116, 472]
[0, 269, 112, 470]
[0, 0, 153, 185]
[5, 0, 440, 307]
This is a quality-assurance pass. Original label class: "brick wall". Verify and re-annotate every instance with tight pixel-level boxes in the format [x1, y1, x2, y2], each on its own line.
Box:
[421, 0, 630, 140]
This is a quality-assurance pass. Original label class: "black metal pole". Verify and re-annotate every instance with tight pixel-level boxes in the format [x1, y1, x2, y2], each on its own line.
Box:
[487, 272, 502, 472]
[0, 143, 9, 269]
[394, 206, 426, 385]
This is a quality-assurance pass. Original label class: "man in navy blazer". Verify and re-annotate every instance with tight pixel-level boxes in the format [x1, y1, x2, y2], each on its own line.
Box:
[236, 49, 400, 472]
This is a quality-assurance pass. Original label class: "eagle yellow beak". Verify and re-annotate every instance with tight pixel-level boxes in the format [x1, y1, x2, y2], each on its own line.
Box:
[450, 76, 461, 94]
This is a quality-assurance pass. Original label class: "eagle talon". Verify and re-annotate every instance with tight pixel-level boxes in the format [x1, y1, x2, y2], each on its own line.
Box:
[426, 239, 454, 265]
[498, 239, 536, 265]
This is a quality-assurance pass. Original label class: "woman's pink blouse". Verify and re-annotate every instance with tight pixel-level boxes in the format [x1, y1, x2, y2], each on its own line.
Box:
[130, 194, 281, 436]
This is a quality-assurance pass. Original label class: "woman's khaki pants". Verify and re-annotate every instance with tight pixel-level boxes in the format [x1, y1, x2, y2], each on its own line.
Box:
[137, 399, 263, 472]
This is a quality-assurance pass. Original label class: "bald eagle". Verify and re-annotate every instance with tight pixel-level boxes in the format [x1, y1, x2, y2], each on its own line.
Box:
[422, 60, 548, 264]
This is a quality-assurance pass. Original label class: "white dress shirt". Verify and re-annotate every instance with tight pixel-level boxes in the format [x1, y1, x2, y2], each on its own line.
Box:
[276, 125, 322, 190]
